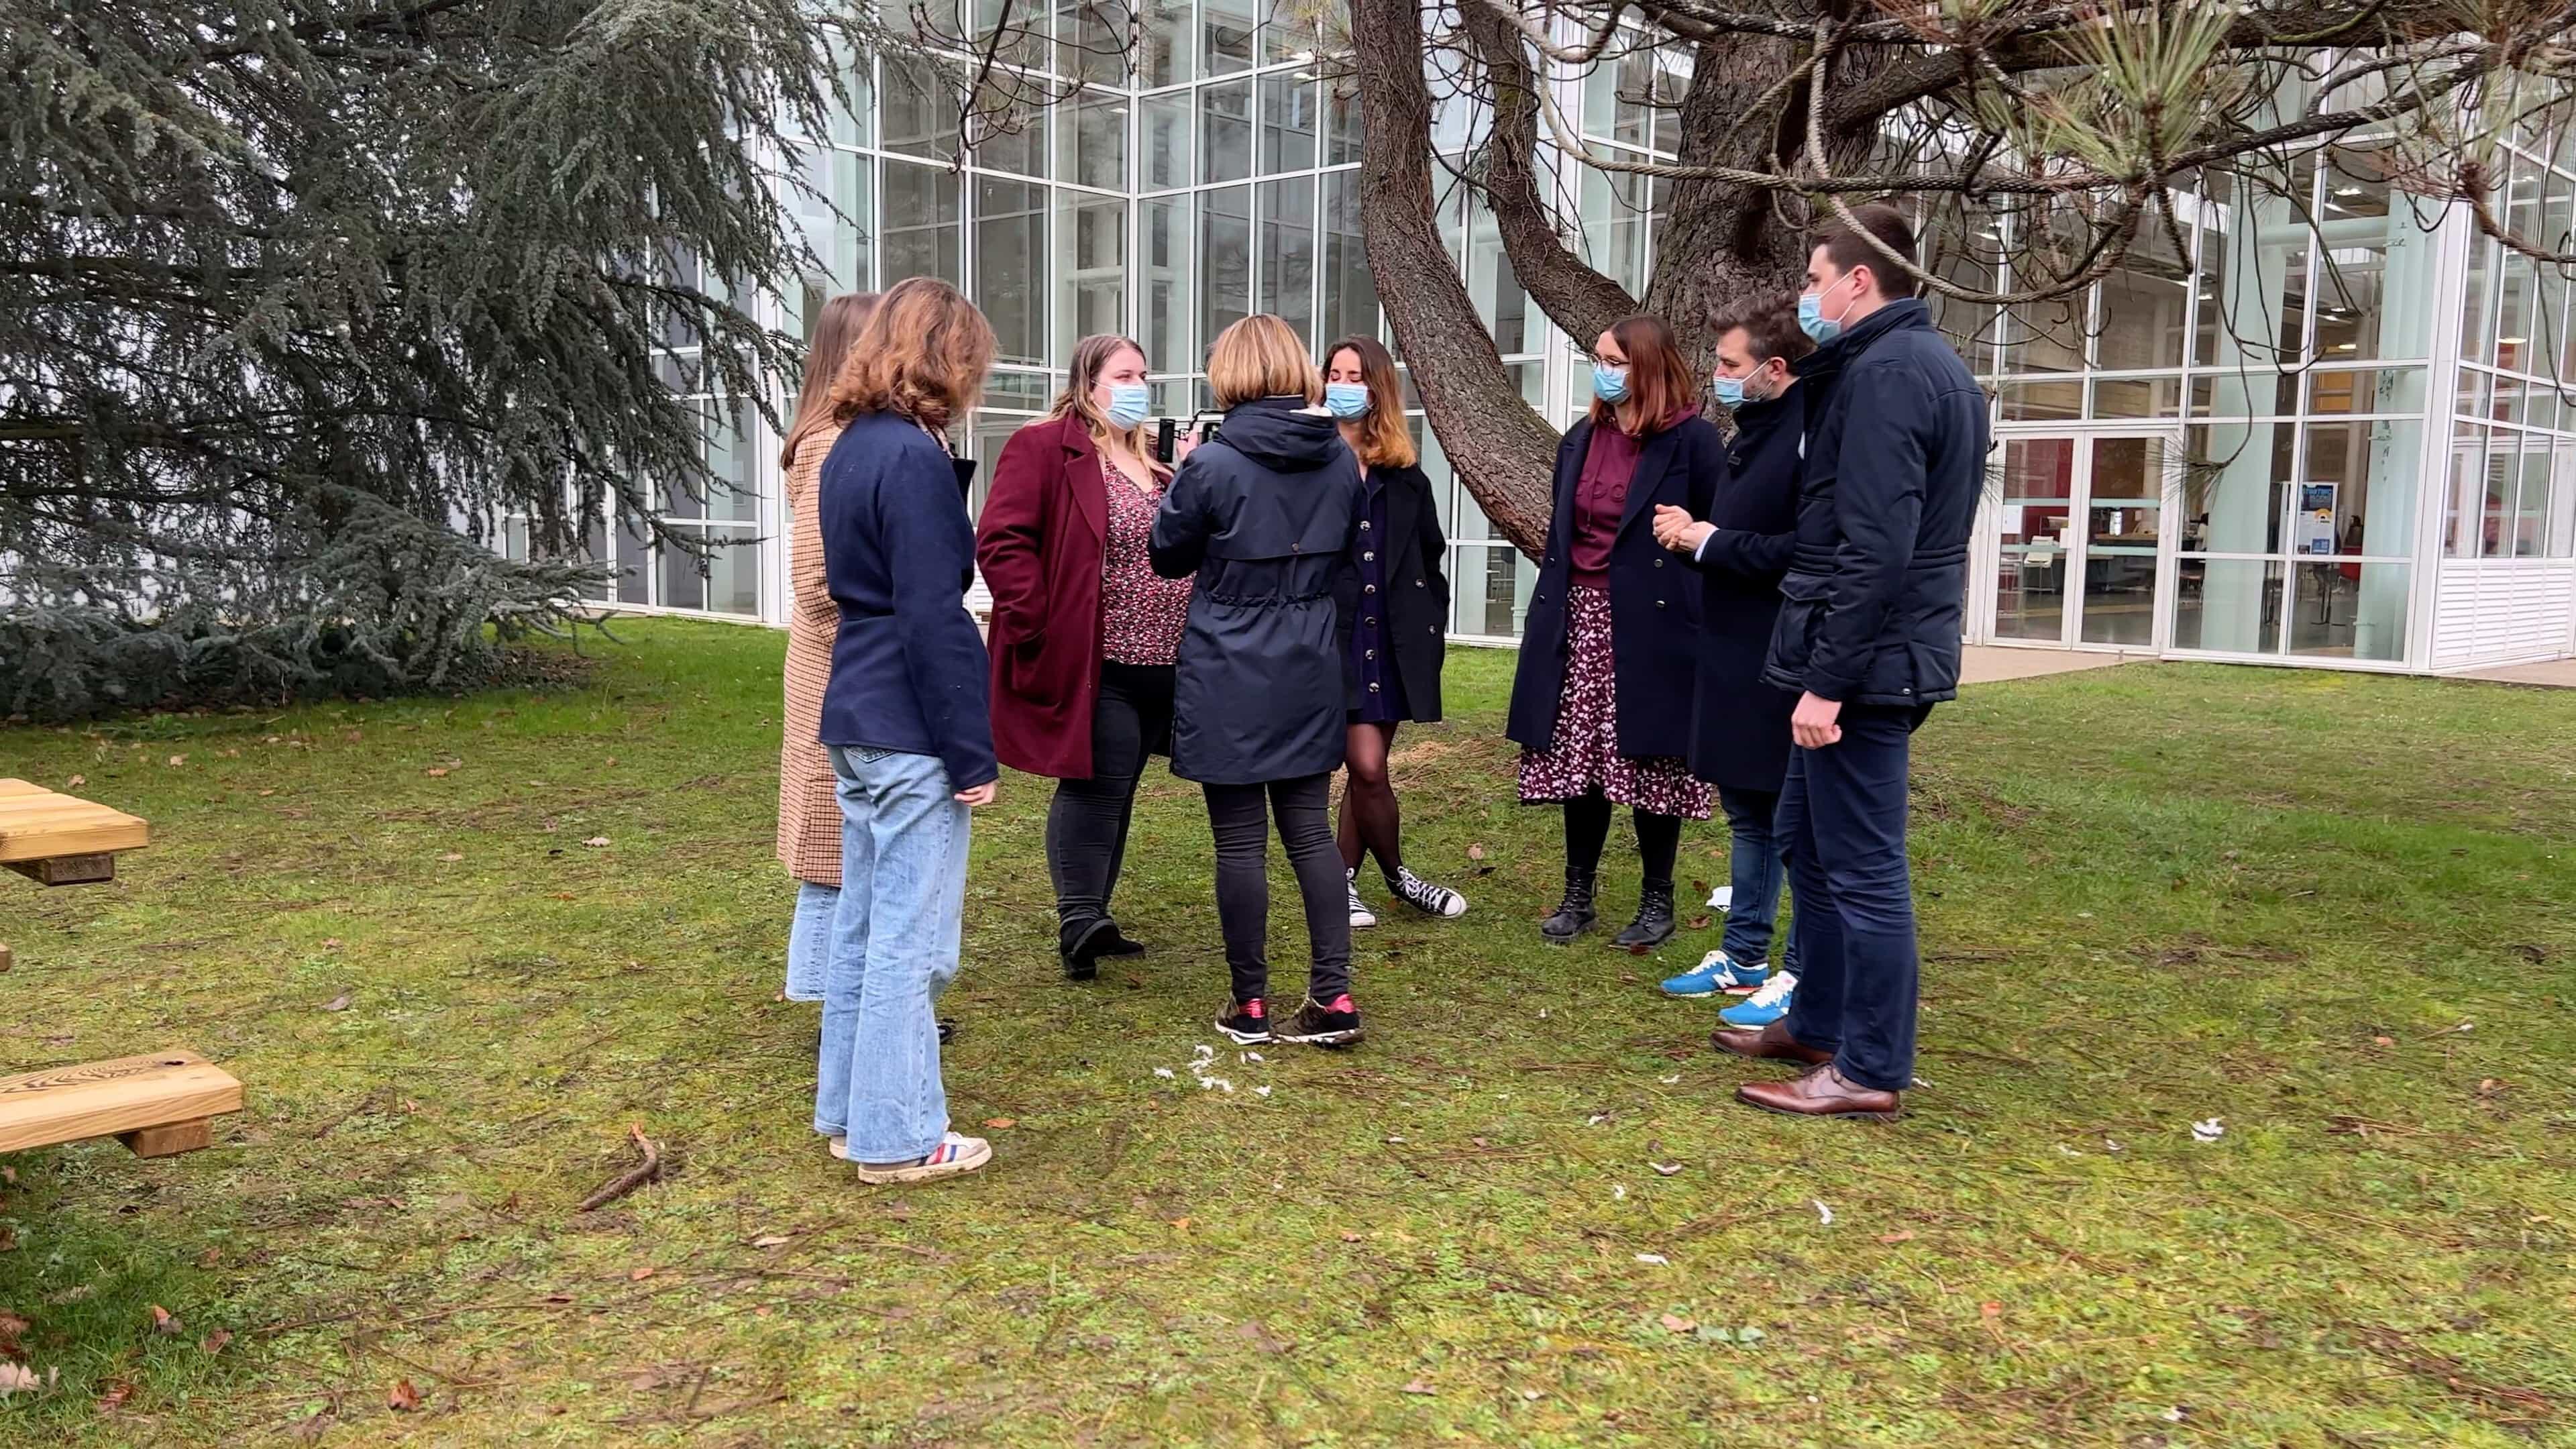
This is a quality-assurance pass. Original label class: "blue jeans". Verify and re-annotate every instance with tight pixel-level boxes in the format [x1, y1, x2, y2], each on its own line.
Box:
[1777, 705, 1929, 1093]
[1717, 786, 1799, 977]
[784, 879, 838, 1002]
[814, 745, 972, 1162]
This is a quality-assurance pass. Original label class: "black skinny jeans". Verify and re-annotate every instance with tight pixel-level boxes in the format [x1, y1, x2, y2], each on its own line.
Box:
[1044, 661, 1175, 950]
[1203, 772, 1352, 1006]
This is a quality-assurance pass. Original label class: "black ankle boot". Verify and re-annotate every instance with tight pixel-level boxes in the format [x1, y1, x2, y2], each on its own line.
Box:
[1540, 868, 1599, 943]
[1611, 879, 1677, 951]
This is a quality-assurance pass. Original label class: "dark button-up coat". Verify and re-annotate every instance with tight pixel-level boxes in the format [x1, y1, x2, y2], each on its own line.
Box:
[1506, 413, 1724, 759]
[816, 411, 998, 790]
[1332, 458, 1448, 722]
[1684, 393, 1803, 792]
[1765, 298, 1990, 708]
[1149, 397, 1359, 785]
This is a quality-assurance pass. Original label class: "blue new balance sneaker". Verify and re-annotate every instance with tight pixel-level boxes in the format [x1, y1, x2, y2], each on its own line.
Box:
[1660, 949, 1769, 998]
[1718, 971, 1799, 1029]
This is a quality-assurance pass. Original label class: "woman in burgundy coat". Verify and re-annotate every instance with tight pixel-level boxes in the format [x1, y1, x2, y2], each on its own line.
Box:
[976, 333, 1193, 981]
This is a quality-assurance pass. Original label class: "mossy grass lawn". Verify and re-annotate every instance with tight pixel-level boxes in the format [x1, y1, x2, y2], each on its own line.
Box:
[3, 619, 2571, 1445]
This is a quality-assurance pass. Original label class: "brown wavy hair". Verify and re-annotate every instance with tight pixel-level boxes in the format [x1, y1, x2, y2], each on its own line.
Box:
[829, 276, 996, 434]
[1208, 313, 1320, 409]
[1589, 313, 1697, 437]
[780, 291, 879, 470]
[1044, 333, 1165, 472]
[1323, 335, 1416, 470]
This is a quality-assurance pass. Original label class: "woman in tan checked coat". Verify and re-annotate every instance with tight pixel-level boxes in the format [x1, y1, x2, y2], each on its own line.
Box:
[776, 292, 878, 1001]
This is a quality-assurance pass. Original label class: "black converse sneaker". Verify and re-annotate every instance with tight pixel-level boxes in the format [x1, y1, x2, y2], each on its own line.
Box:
[1393, 867, 1468, 918]
[1215, 996, 1273, 1044]
[1276, 994, 1364, 1047]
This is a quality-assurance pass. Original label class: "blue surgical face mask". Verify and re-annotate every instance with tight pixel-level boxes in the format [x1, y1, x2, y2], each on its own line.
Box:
[1324, 382, 1371, 420]
[1711, 362, 1772, 411]
[1591, 362, 1631, 403]
[1798, 272, 1856, 344]
[1104, 382, 1150, 430]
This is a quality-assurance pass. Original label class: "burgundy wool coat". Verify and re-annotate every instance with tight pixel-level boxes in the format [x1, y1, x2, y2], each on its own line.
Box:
[975, 412, 1115, 780]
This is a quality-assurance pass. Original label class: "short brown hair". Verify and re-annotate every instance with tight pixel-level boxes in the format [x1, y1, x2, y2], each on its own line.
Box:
[1589, 313, 1697, 437]
[830, 276, 996, 433]
[1208, 314, 1320, 409]
[1813, 202, 1920, 298]
[1710, 293, 1814, 368]
[1322, 335, 1417, 470]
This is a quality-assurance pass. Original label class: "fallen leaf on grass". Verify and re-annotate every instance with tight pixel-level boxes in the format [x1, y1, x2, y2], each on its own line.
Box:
[750, 1234, 792, 1248]
[983, 1118, 1016, 1130]
[1980, 1301, 2003, 1320]
[629, 1266, 655, 1281]
[166, 755, 184, 767]
[319, 994, 352, 1012]
[1812, 1200, 1833, 1226]
[1878, 1229, 1916, 1244]
[583, 837, 612, 848]
[1659, 1313, 1697, 1333]
[0, 1363, 39, 1395]
[65, 774, 85, 787]
[1151, 1067, 1175, 1079]
[1400, 1378, 1435, 1395]
[549, 891, 576, 901]
[1657, 1073, 1680, 1085]
[2371, 1034, 2394, 1046]
[1168, 1217, 1191, 1232]
[199, 1328, 233, 1355]
[1650, 1161, 1683, 1176]
[387, 1379, 421, 1411]
[1340, 1232, 1363, 1242]
[1234, 1320, 1292, 1353]
[437, 852, 464, 863]
[97, 1379, 133, 1411]
[1633, 1252, 1667, 1265]
[2190, 1116, 2224, 1144]
[150, 1304, 181, 1335]
[0, 1226, 15, 1252]
[424, 767, 449, 777]
[1685, 916, 1712, 932]
[1467, 843, 1486, 861]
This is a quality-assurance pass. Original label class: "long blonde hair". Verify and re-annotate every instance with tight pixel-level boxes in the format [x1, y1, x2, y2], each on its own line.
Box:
[830, 277, 996, 435]
[1044, 333, 1164, 472]
[780, 292, 879, 470]
[1324, 335, 1416, 470]
[1208, 314, 1320, 409]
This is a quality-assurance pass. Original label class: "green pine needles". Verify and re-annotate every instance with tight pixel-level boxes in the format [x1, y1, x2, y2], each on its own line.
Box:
[1, 0, 869, 718]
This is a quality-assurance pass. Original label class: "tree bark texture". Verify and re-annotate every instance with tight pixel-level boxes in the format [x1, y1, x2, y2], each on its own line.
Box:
[1351, 0, 1563, 555]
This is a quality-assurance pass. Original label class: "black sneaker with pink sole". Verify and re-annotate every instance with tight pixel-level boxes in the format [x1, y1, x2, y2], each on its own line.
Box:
[1276, 994, 1364, 1047]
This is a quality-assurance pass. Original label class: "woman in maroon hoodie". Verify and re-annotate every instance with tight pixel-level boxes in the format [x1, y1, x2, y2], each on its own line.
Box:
[977, 334, 1193, 981]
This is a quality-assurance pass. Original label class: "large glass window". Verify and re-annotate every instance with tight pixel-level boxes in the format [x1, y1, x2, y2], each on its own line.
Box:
[1057, 191, 1126, 352]
[1258, 70, 1318, 174]
[1201, 183, 1251, 348]
[1139, 0, 1191, 87]
[881, 60, 961, 162]
[1059, 87, 1126, 191]
[1320, 172, 1376, 347]
[1201, 0, 1255, 76]
[1200, 79, 1252, 184]
[790, 148, 873, 333]
[1141, 194, 1194, 370]
[977, 178, 1049, 366]
[1256, 177, 1315, 344]
[881, 161, 961, 286]
[1143, 93, 1191, 191]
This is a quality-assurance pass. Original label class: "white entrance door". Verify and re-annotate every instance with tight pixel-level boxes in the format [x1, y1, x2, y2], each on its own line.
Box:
[1981, 430, 2180, 650]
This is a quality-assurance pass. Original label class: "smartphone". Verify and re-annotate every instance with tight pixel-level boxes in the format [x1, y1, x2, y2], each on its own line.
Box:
[1155, 417, 1177, 464]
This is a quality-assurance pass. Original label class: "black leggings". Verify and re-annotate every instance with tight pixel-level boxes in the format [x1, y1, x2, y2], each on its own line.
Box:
[1336, 720, 1403, 883]
[1205, 773, 1352, 1006]
[1564, 792, 1680, 885]
[1044, 663, 1174, 949]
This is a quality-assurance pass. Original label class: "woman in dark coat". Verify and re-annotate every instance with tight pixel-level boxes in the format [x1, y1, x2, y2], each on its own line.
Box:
[1150, 314, 1365, 1050]
[977, 333, 1192, 981]
[1652, 296, 1810, 1013]
[1322, 334, 1466, 929]
[1506, 313, 1723, 951]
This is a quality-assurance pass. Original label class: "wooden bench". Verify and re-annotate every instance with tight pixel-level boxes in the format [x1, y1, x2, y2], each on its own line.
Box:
[0, 1051, 245, 1159]
[0, 777, 150, 885]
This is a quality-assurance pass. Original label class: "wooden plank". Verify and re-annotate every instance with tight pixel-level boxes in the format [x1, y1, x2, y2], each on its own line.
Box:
[7, 854, 116, 886]
[0, 1051, 243, 1156]
[120, 1120, 212, 1158]
[0, 780, 150, 865]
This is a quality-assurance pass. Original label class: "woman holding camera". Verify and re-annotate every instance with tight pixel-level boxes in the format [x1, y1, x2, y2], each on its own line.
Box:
[1150, 314, 1366, 1048]
[1321, 334, 1467, 928]
[978, 334, 1193, 981]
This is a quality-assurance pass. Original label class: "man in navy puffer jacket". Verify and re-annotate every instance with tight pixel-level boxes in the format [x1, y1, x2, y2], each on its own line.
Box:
[1715, 203, 1990, 1120]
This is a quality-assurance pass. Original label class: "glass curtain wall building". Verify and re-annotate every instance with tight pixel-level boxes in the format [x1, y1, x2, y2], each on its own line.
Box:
[566, 23, 2576, 674]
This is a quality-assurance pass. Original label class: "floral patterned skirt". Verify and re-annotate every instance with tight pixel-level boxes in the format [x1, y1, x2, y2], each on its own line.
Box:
[1516, 584, 1711, 820]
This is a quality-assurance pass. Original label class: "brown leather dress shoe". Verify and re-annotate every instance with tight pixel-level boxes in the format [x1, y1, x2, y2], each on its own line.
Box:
[1709, 1020, 1831, 1065]
[1735, 1067, 1901, 1120]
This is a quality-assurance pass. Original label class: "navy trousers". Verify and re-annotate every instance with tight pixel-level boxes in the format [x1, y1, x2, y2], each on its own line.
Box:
[1776, 703, 1930, 1092]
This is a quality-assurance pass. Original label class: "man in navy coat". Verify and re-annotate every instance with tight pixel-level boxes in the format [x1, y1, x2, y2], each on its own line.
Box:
[1650, 295, 1811, 1028]
[1712, 203, 1989, 1120]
